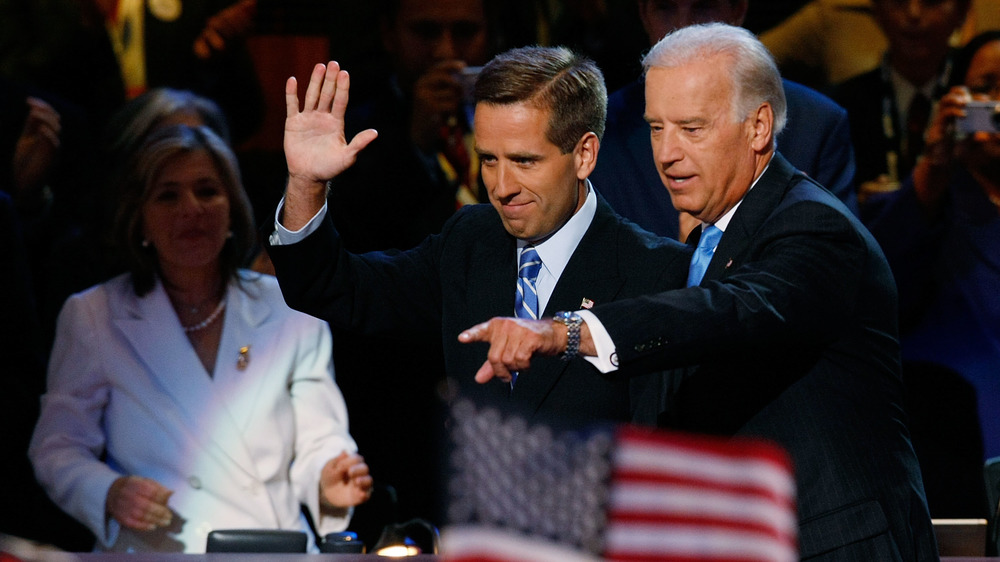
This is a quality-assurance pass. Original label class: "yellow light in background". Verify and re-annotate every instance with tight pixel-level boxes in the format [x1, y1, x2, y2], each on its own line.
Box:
[375, 544, 421, 557]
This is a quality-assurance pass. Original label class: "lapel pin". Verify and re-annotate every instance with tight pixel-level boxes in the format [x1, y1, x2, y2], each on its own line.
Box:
[237, 346, 251, 371]
[580, 298, 594, 309]
[725, 258, 733, 269]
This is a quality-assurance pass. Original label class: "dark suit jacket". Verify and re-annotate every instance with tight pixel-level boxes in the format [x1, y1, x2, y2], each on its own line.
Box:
[592, 154, 937, 561]
[591, 77, 858, 239]
[266, 197, 690, 424]
[831, 62, 949, 201]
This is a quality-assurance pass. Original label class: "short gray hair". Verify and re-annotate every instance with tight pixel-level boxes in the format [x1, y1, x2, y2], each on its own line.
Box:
[643, 23, 786, 136]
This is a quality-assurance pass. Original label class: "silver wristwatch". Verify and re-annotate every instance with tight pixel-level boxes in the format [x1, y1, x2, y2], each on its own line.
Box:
[553, 311, 583, 360]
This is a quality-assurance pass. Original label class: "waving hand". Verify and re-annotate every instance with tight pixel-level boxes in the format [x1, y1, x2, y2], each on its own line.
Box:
[282, 61, 378, 229]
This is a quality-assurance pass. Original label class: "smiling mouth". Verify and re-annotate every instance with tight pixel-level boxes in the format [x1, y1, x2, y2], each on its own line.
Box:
[665, 175, 695, 188]
[501, 199, 534, 213]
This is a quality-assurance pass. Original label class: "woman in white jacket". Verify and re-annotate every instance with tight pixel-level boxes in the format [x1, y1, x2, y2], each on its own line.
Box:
[29, 124, 372, 552]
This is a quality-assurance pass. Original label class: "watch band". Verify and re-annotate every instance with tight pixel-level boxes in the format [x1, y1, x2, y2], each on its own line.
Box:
[554, 311, 583, 360]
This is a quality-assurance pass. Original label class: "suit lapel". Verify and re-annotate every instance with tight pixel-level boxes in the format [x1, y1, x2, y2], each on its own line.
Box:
[210, 279, 273, 436]
[465, 230, 520, 404]
[112, 279, 261, 479]
[513, 201, 628, 416]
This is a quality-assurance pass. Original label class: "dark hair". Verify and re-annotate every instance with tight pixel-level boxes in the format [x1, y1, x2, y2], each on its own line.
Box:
[112, 124, 255, 296]
[950, 30, 1000, 88]
[474, 45, 607, 153]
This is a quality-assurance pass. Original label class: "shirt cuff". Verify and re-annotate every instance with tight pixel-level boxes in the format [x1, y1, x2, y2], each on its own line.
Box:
[269, 197, 328, 246]
[578, 309, 618, 373]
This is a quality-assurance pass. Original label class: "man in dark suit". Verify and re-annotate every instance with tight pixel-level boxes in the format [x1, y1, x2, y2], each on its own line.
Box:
[830, 0, 970, 212]
[592, 0, 858, 241]
[265, 47, 690, 425]
[462, 24, 937, 560]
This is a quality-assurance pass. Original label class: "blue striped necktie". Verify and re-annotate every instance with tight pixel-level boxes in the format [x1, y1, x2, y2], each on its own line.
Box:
[512, 246, 542, 387]
[687, 225, 722, 287]
[516, 246, 542, 320]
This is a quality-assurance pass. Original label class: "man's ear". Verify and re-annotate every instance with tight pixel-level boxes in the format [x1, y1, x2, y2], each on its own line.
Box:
[575, 132, 600, 180]
[750, 103, 774, 153]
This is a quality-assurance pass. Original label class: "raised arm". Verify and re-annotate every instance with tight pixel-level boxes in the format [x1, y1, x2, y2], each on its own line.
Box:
[282, 61, 378, 230]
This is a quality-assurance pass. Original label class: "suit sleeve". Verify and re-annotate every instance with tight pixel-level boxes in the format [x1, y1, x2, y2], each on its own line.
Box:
[594, 200, 873, 374]
[265, 206, 448, 338]
[28, 293, 124, 547]
[285, 313, 357, 534]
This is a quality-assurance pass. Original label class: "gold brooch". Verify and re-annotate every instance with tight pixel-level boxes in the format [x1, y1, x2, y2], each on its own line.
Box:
[237, 346, 251, 371]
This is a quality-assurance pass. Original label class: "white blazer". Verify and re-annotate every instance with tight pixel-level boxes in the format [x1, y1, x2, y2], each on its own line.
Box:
[29, 271, 357, 552]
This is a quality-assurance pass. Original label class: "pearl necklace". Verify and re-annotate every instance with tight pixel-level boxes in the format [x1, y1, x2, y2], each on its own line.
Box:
[182, 299, 226, 333]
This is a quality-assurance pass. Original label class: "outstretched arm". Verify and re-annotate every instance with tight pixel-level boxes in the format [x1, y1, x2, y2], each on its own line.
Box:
[282, 61, 378, 231]
[458, 317, 596, 383]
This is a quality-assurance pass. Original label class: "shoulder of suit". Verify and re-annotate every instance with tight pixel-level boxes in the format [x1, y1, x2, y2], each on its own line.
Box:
[444, 203, 505, 236]
[602, 206, 688, 255]
[233, 270, 330, 331]
[74, 272, 132, 304]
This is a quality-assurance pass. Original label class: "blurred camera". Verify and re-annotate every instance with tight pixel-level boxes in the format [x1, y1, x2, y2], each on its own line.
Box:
[956, 100, 1000, 134]
[459, 66, 482, 106]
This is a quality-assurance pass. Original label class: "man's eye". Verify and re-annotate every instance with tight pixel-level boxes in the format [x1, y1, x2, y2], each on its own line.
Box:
[410, 22, 443, 40]
[452, 22, 483, 41]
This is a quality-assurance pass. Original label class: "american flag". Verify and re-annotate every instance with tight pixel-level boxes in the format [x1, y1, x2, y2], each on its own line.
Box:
[441, 399, 797, 561]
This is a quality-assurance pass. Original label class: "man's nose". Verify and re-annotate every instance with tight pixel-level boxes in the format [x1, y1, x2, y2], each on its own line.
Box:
[653, 131, 683, 166]
[492, 163, 518, 198]
[433, 30, 458, 61]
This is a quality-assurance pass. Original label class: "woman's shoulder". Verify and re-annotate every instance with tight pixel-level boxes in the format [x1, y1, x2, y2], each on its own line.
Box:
[235, 269, 285, 301]
[65, 272, 134, 307]
[235, 270, 327, 325]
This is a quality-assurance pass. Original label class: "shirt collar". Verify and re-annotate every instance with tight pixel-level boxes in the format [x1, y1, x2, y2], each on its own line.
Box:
[518, 179, 597, 282]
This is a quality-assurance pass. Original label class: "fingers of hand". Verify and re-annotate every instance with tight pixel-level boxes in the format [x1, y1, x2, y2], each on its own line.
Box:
[285, 76, 300, 118]
[329, 68, 350, 115]
[302, 63, 329, 111]
[474, 360, 501, 384]
[347, 128, 379, 155]
[318, 63, 344, 111]
[111, 477, 173, 530]
[346, 459, 370, 481]
[458, 321, 491, 343]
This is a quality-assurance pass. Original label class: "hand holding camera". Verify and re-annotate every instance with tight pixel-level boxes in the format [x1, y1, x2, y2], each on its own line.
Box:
[957, 100, 1000, 134]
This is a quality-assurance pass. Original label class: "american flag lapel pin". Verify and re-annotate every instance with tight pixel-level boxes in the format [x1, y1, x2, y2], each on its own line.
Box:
[580, 298, 594, 309]
[725, 258, 734, 269]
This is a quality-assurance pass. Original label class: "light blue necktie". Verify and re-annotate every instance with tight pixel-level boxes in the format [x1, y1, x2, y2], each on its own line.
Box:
[687, 225, 722, 287]
[512, 246, 542, 387]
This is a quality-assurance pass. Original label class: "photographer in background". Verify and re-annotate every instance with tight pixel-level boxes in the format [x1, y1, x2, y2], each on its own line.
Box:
[865, 30, 1000, 518]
